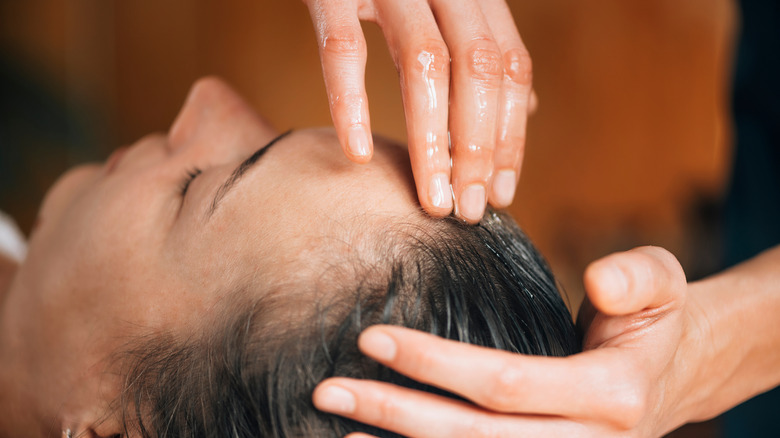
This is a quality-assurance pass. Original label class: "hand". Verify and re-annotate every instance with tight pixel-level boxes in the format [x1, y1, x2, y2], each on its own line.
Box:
[313, 246, 706, 437]
[303, 0, 536, 222]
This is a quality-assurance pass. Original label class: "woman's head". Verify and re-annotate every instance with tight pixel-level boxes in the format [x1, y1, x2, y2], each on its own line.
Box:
[1, 78, 577, 437]
[121, 209, 578, 438]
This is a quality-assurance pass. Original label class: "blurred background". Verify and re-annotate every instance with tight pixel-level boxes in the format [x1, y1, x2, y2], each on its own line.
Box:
[0, 1, 742, 436]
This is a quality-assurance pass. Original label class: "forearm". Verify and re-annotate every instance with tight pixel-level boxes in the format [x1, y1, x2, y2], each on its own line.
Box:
[680, 244, 780, 424]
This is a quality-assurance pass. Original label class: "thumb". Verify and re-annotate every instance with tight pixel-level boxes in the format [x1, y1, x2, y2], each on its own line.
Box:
[583, 246, 687, 316]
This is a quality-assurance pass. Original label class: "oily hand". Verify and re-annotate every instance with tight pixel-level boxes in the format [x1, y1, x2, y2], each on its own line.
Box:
[303, 0, 535, 222]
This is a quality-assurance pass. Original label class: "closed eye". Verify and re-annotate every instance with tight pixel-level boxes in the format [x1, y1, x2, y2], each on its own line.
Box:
[180, 168, 202, 197]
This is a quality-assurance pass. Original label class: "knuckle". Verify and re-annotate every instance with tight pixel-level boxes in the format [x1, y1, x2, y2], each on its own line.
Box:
[405, 40, 450, 78]
[328, 91, 365, 125]
[456, 140, 495, 158]
[604, 369, 649, 429]
[495, 134, 526, 158]
[635, 246, 676, 269]
[451, 130, 495, 155]
[371, 390, 402, 427]
[632, 247, 685, 298]
[409, 345, 441, 374]
[481, 363, 522, 412]
[626, 251, 657, 288]
[612, 390, 648, 430]
[503, 47, 533, 86]
[322, 27, 366, 58]
[329, 90, 362, 107]
[643, 246, 684, 277]
[635, 245, 673, 265]
[465, 41, 503, 83]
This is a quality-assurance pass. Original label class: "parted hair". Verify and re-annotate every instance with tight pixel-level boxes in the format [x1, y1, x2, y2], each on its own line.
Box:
[118, 209, 579, 437]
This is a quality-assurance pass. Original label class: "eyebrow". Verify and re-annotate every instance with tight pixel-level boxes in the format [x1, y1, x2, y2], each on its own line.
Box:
[206, 130, 292, 219]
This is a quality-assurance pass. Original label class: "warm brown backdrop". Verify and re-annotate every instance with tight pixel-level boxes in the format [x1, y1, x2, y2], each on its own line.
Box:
[0, 1, 736, 434]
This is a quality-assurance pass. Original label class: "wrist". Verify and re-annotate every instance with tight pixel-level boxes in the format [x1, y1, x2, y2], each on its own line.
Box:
[672, 247, 780, 425]
[669, 280, 728, 426]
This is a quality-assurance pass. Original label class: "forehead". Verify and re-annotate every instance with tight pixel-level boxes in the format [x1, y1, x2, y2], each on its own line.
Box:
[172, 128, 421, 292]
[227, 128, 419, 219]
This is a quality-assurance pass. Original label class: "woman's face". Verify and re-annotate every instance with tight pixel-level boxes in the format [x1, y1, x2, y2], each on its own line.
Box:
[8, 77, 419, 431]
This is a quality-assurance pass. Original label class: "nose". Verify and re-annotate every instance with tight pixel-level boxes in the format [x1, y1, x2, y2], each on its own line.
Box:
[168, 76, 279, 154]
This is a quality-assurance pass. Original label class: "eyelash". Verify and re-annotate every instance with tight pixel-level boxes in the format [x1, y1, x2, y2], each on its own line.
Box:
[180, 168, 202, 196]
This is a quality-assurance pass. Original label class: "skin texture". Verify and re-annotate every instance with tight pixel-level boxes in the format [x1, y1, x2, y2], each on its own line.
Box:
[303, 0, 535, 223]
[314, 245, 780, 437]
[0, 77, 423, 437]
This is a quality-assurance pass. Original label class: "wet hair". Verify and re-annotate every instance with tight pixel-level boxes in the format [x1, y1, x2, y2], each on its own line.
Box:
[118, 209, 579, 437]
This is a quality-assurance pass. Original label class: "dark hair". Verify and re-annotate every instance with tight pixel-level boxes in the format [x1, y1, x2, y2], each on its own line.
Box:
[117, 209, 579, 437]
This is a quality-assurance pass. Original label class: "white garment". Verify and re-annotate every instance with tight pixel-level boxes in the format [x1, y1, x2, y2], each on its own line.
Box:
[0, 211, 27, 262]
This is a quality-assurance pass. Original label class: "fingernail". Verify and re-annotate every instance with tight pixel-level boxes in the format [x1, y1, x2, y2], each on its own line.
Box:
[358, 330, 397, 362]
[316, 385, 356, 414]
[458, 184, 486, 222]
[492, 170, 517, 207]
[348, 126, 371, 158]
[429, 173, 453, 210]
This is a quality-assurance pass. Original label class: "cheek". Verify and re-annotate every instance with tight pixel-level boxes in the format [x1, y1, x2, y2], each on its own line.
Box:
[36, 164, 102, 232]
[26, 166, 162, 307]
[24, 165, 104, 293]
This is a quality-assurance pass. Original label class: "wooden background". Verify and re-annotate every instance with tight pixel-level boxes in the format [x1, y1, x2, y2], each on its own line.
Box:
[0, 2, 736, 434]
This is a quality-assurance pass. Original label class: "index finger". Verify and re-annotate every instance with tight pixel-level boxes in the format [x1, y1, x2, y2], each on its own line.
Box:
[315, 377, 588, 438]
[305, 0, 373, 162]
[353, 325, 643, 422]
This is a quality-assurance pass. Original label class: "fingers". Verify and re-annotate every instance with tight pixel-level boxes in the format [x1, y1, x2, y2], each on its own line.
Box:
[307, 0, 534, 218]
[430, 0, 502, 223]
[315, 378, 496, 438]
[314, 378, 587, 438]
[306, 0, 373, 163]
[346, 325, 649, 424]
[584, 246, 687, 316]
[374, 0, 453, 216]
[478, 0, 533, 208]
